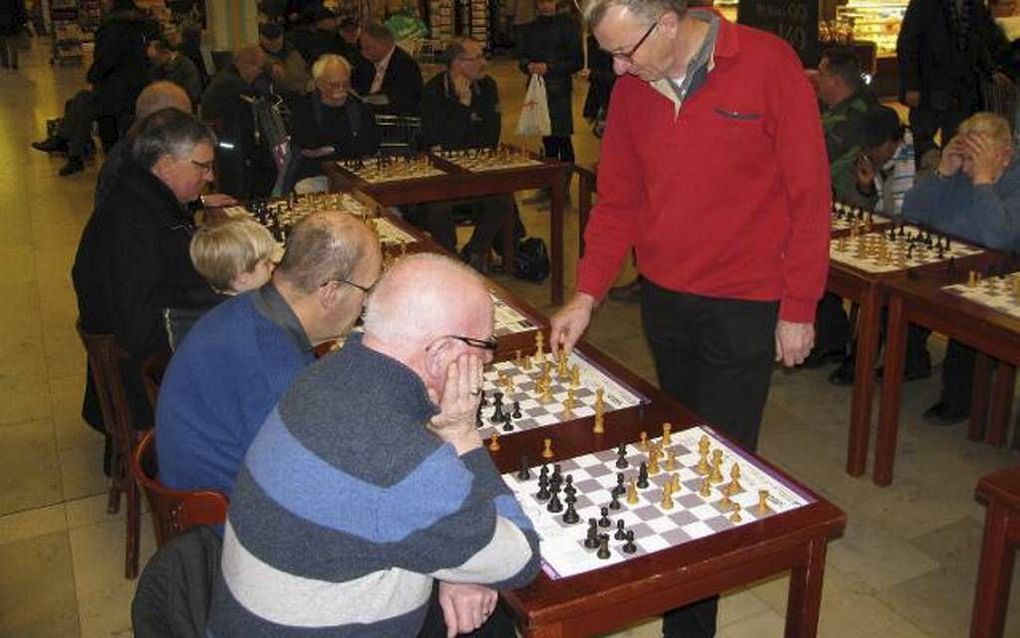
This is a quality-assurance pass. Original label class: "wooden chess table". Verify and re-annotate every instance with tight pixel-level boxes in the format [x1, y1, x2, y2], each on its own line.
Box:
[972, 466, 1020, 638]
[322, 150, 571, 305]
[874, 260, 1019, 485]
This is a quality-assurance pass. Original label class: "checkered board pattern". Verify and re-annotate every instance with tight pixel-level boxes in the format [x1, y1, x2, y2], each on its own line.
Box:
[830, 226, 983, 274]
[943, 274, 1020, 320]
[436, 149, 542, 172]
[338, 158, 446, 183]
[502, 426, 813, 579]
[368, 216, 419, 247]
[477, 351, 646, 440]
[830, 208, 889, 232]
[490, 293, 536, 337]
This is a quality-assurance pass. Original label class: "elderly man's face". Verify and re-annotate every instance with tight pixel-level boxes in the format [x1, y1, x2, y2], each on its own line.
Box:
[360, 34, 390, 64]
[453, 41, 486, 80]
[237, 50, 266, 84]
[594, 6, 673, 82]
[157, 141, 216, 204]
[316, 65, 351, 106]
[260, 34, 284, 53]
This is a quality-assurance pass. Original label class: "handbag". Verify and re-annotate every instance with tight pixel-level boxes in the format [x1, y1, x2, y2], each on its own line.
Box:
[515, 74, 552, 137]
[513, 237, 550, 283]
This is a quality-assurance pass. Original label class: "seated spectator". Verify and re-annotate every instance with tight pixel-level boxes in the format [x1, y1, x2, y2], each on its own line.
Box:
[165, 217, 279, 349]
[816, 47, 877, 202]
[201, 45, 276, 200]
[207, 253, 540, 637]
[286, 6, 343, 67]
[418, 37, 518, 270]
[337, 16, 373, 80]
[95, 81, 192, 209]
[903, 112, 1020, 424]
[258, 21, 312, 98]
[155, 210, 382, 497]
[288, 53, 380, 184]
[146, 38, 203, 107]
[72, 108, 221, 450]
[354, 22, 423, 116]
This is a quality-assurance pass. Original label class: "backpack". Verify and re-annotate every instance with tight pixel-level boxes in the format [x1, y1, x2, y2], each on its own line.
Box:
[513, 237, 550, 283]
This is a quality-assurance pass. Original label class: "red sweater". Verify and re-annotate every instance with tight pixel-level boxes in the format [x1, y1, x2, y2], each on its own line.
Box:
[577, 17, 831, 323]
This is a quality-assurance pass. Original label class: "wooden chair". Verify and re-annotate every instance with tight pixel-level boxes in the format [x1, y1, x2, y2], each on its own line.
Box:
[77, 325, 144, 579]
[141, 349, 172, 412]
[131, 430, 229, 547]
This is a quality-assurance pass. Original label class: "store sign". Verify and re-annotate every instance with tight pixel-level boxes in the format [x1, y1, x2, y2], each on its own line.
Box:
[737, 0, 820, 67]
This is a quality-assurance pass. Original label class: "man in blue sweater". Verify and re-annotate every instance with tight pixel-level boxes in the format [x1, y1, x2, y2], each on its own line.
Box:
[155, 210, 382, 496]
[902, 111, 1020, 424]
[208, 253, 541, 637]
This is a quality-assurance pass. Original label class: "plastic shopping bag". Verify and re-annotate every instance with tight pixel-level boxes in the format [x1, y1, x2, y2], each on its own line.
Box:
[515, 74, 552, 137]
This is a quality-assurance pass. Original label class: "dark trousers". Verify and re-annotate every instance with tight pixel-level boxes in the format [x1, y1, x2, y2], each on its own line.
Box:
[57, 90, 100, 157]
[0, 35, 17, 69]
[814, 292, 850, 353]
[909, 107, 971, 168]
[422, 195, 515, 256]
[640, 282, 778, 638]
[940, 339, 975, 413]
[416, 581, 517, 638]
[542, 135, 574, 163]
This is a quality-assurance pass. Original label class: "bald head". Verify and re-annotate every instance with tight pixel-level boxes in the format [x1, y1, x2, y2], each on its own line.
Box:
[364, 253, 493, 349]
[275, 210, 377, 293]
[234, 45, 267, 84]
[135, 81, 192, 119]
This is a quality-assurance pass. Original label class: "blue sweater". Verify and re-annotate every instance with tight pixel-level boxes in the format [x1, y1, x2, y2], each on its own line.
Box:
[207, 334, 541, 637]
[901, 160, 1020, 251]
[155, 289, 314, 496]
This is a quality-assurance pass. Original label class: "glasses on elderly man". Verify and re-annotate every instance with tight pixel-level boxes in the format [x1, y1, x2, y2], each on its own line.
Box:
[321, 278, 375, 294]
[612, 19, 659, 64]
[190, 159, 215, 174]
[445, 335, 498, 351]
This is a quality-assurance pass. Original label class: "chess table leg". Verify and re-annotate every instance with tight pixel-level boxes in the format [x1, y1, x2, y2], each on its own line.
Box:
[874, 295, 907, 486]
[549, 172, 566, 306]
[847, 285, 881, 477]
[969, 354, 994, 442]
[970, 499, 1018, 638]
[785, 536, 828, 638]
[986, 363, 1015, 448]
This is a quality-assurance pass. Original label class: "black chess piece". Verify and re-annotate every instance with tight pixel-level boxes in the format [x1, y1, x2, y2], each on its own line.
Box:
[478, 391, 489, 407]
[637, 462, 650, 489]
[598, 507, 611, 528]
[584, 519, 599, 549]
[614, 520, 627, 540]
[550, 464, 562, 487]
[562, 501, 580, 524]
[502, 411, 514, 432]
[535, 474, 550, 500]
[608, 491, 621, 510]
[622, 530, 637, 554]
[564, 475, 576, 496]
[546, 487, 563, 513]
[615, 444, 629, 469]
[611, 473, 626, 498]
[512, 401, 522, 419]
[597, 534, 611, 559]
[565, 491, 577, 505]
[517, 455, 531, 481]
[490, 392, 505, 424]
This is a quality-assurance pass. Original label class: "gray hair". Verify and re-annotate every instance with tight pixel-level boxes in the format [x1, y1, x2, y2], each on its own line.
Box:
[274, 211, 370, 294]
[583, 0, 687, 27]
[131, 107, 215, 169]
[442, 36, 480, 67]
[311, 53, 352, 80]
[134, 81, 192, 120]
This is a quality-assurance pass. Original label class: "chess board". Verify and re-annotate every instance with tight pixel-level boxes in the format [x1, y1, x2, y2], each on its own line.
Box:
[830, 226, 983, 274]
[490, 293, 537, 337]
[436, 148, 543, 172]
[478, 350, 647, 440]
[366, 216, 419, 248]
[337, 157, 446, 183]
[830, 202, 889, 232]
[502, 426, 813, 579]
[943, 272, 1020, 320]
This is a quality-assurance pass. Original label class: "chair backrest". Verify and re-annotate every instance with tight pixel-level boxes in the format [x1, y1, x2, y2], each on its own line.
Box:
[374, 114, 422, 156]
[78, 325, 138, 477]
[141, 349, 173, 413]
[131, 430, 229, 547]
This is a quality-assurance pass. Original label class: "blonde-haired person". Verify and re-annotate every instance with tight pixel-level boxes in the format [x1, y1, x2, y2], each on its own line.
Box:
[190, 217, 279, 295]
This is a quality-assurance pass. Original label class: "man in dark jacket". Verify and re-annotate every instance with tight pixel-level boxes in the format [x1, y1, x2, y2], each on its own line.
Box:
[418, 37, 518, 270]
[516, 0, 583, 164]
[897, 0, 1009, 164]
[288, 53, 379, 183]
[146, 38, 204, 107]
[258, 21, 311, 99]
[72, 108, 220, 447]
[286, 6, 342, 67]
[354, 22, 424, 116]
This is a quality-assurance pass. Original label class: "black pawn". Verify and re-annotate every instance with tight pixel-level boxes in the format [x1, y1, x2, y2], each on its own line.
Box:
[614, 520, 627, 540]
[598, 507, 611, 528]
[562, 501, 580, 524]
[615, 444, 629, 469]
[540, 464, 549, 479]
[584, 519, 599, 549]
[608, 491, 621, 510]
[512, 401, 522, 419]
[546, 488, 563, 513]
[502, 413, 514, 432]
[490, 392, 505, 424]
[611, 473, 626, 498]
[535, 474, 550, 501]
[597, 534, 611, 560]
[517, 456, 531, 481]
[478, 391, 489, 407]
[637, 462, 650, 489]
[622, 530, 637, 554]
[564, 475, 576, 497]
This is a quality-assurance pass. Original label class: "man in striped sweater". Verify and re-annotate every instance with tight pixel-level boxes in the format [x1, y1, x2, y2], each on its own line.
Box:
[207, 253, 541, 637]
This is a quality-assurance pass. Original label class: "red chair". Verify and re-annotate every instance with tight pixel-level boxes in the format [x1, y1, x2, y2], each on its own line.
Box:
[131, 430, 229, 547]
[77, 325, 144, 578]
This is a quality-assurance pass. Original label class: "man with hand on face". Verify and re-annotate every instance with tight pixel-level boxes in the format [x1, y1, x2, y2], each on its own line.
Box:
[288, 53, 380, 183]
[257, 22, 312, 98]
[551, 1, 829, 634]
[354, 22, 424, 115]
[207, 253, 540, 637]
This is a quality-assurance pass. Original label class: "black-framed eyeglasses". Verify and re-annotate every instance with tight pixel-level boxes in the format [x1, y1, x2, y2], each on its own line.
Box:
[444, 334, 498, 351]
[190, 158, 215, 174]
[612, 20, 659, 64]
[322, 278, 375, 294]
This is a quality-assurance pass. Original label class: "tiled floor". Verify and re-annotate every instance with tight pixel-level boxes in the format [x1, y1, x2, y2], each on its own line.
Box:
[1, 41, 1018, 638]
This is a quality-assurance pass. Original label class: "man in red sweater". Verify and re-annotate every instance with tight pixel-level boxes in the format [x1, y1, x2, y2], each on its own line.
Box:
[551, 1, 830, 634]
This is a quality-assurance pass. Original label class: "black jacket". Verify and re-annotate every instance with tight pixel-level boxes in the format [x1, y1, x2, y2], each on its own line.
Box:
[288, 92, 380, 179]
[897, 0, 1001, 110]
[0, 0, 27, 35]
[420, 72, 500, 150]
[352, 44, 424, 116]
[86, 9, 159, 115]
[515, 13, 583, 136]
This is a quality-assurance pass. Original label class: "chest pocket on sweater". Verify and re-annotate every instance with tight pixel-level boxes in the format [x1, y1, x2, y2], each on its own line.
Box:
[707, 105, 767, 145]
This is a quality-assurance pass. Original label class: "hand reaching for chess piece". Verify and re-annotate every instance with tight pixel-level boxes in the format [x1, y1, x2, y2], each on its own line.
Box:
[428, 353, 485, 455]
[549, 293, 597, 356]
